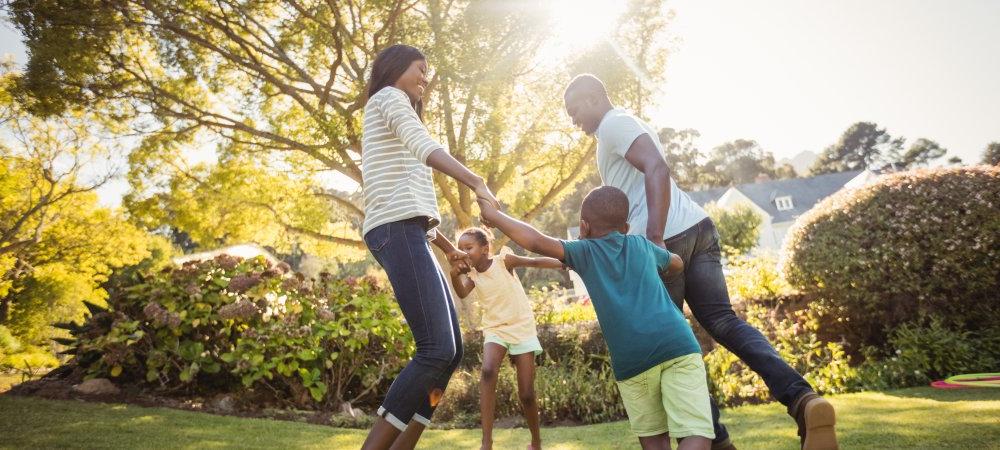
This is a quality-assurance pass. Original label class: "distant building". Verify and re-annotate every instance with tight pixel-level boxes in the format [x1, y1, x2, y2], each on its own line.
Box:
[688, 170, 879, 251]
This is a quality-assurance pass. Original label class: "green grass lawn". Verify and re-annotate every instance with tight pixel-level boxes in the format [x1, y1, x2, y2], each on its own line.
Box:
[1, 387, 998, 449]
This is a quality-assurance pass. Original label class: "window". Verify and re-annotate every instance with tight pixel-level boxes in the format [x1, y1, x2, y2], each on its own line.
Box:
[775, 196, 794, 211]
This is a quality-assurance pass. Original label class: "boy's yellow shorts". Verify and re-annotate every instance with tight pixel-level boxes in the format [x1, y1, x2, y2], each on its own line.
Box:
[616, 353, 715, 440]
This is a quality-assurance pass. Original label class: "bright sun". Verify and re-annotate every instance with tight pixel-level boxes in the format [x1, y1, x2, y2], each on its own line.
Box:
[540, 0, 626, 61]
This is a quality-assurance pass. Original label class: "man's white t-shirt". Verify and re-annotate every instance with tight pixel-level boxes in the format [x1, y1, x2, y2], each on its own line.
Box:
[595, 108, 708, 240]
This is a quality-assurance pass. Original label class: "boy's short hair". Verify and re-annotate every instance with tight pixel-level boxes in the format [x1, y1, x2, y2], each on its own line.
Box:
[581, 186, 630, 231]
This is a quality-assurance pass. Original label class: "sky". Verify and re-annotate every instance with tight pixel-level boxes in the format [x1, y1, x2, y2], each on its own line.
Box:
[649, 0, 1000, 166]
[2, 1, 999, 206]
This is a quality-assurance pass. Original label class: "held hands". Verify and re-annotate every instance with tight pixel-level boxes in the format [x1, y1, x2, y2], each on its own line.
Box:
[446, 249, 472, 273]
[449, 261, 471, 277]
[476, 196, 499, 228]
[474, 182, 501, 210]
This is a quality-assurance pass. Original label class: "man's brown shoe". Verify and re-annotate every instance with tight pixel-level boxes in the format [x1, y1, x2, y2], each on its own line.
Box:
[798, 395, 838, 450]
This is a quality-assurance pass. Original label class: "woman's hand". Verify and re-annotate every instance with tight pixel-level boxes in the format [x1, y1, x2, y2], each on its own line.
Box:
[474, 182, 501, 210]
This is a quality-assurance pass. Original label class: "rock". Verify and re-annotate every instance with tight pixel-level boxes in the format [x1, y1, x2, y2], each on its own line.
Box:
[209, 394, 236, 414]
[340, 401, 359, 418]
[72, 378, 120, 396]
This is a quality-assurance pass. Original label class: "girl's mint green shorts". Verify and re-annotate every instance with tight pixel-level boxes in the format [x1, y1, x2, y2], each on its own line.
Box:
[484, 333, 543, 356]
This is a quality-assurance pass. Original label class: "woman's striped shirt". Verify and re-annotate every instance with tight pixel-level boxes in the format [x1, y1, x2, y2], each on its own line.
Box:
[361, 86, 443, 239]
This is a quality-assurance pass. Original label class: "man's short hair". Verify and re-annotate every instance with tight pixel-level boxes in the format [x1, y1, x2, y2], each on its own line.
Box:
[565, 73, 608, 98]
[581, 186, 629, 231]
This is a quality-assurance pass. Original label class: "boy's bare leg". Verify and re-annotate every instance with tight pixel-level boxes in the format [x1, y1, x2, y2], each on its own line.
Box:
[388, 421, 427, 450]
[676, 436, 711, 450]
[480, 343, 508, 450]
[639, 433, 672, 450]
[361, 417, 403, 450]
[512, 352, 542, 449]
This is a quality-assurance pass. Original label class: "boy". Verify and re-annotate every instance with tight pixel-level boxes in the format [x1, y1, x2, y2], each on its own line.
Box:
[477, 186, 714, 450]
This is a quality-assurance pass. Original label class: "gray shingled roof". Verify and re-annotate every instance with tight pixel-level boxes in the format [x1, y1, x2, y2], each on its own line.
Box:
[688, 170, 863, 223]
[685, 186, 728, 206]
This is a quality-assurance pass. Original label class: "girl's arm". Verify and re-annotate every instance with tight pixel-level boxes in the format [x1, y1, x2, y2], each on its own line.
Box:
[503, 253, 566, 272]
[431, 232, 471, 269]
[449, 265, 476, 299]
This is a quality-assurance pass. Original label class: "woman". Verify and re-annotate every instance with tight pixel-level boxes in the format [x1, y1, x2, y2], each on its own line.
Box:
[359, 44, 500, 450]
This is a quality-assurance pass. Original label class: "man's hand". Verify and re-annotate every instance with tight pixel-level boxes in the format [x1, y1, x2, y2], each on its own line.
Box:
[651, 238, 667, 250]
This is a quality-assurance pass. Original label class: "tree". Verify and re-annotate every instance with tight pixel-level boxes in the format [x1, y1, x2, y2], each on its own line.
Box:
[124, 151, 364, 261]
[810, 122, 904, 175]
[7, 0, 674, 248]
[810, 122, 947, 175]
[704, 202, 762, 258]
[983, 142, 1000, 165]
[657, 127, 705, 189]
[702, 139, 790, 187]
[897, 138, 946, 169]
[0, 74, 160, 344]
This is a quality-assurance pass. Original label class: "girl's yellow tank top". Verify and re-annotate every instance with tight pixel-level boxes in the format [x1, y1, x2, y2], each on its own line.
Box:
[468, 249, 538, 344]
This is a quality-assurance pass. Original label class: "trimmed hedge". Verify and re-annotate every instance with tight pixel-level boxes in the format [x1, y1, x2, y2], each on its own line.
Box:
[781, 166, 1000, 348]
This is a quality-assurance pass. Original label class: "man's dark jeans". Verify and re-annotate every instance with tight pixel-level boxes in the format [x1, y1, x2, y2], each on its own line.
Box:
[663, 217, 814, 445]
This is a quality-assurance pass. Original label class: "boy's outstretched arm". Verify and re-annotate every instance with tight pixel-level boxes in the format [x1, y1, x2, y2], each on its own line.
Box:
[478, 198, 565, 261]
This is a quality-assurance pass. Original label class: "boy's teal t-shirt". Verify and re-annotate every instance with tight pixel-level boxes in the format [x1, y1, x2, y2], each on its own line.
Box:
[561, 232, 701, 381]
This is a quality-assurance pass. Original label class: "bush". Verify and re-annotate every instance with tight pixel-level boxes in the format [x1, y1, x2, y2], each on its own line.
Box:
[852, 316, 999, 390]
[782, 166, 1000, 348]
[706, 202, 763, 258]
[725, 252, 793, 302]
[59, 255, 413, 409]
[436, 323, 624, 426]
[704, 302, 855, 407]
[532, 290, 597, 326]
[0, 325, 19, 357]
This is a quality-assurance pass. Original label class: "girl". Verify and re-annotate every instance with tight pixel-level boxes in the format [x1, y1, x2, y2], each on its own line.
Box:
[451, 227, 564, 450]
[360, 44, 500, 450]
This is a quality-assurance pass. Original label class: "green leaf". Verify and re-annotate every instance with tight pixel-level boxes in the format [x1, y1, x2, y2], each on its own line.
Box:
[308, 385, 325, 402]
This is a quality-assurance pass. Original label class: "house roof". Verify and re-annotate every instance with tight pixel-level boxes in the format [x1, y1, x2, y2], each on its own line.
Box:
[689, 170, 864, 223]
[686, 186, 728, 206]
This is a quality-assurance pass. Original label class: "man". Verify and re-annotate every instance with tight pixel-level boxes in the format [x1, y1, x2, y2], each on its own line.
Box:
[561, 74, 837, 450]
